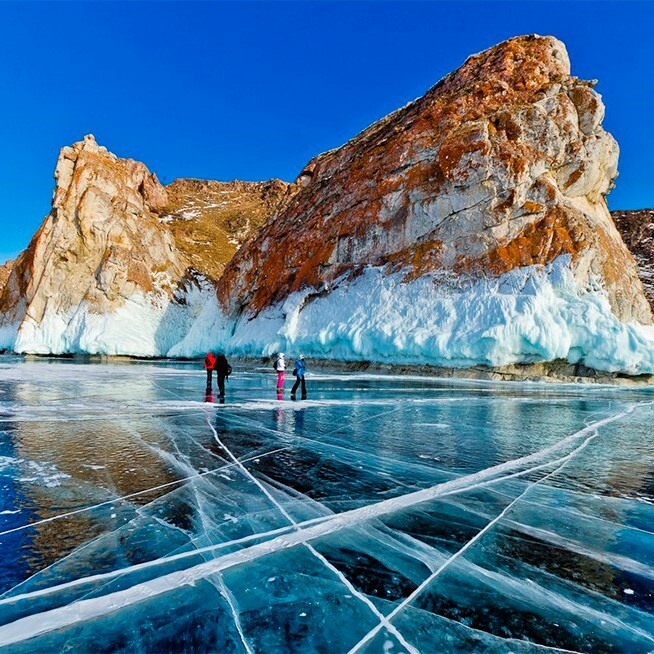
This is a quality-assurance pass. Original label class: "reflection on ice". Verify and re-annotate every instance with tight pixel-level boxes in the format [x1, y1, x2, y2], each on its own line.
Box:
[0, 356, 654, 652]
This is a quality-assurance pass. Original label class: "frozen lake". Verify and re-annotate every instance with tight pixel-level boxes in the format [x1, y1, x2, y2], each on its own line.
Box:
[0, 356, 653, 653]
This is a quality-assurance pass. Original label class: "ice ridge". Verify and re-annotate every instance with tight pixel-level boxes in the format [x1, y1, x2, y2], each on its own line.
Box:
[4, 256, 654, 375]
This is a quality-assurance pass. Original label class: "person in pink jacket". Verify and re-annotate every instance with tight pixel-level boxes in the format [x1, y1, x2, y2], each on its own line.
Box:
[274, 352, 286, 390]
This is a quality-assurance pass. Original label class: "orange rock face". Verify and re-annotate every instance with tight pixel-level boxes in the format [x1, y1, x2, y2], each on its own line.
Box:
[0, 260, 13, 294]
[220, 35, 651, 325]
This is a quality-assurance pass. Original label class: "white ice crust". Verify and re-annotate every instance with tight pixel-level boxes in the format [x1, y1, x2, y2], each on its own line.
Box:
[4, 256, 654, 374]
[0, 279, 213, 358]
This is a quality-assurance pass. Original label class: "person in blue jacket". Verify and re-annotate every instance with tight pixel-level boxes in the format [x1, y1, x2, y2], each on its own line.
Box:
[291, 355, 307, 400]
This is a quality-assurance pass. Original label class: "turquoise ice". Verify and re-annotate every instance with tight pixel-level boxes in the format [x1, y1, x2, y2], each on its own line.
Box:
[0, 356, 653, 652]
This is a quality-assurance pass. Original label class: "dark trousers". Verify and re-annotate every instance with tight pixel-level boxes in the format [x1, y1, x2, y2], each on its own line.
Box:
[291, 376, 307, 397]
[206, 371, 226, 396]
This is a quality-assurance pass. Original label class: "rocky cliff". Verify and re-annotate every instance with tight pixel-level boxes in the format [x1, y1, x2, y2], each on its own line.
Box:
[0, 260, 13, 294]
[220, 35, 650, 329]
[0, 135, 189, 354]
[612, 209, 654, 309]
[0, 136, 283, 355]
[0, 135, 293, 355]
[3, 35, 654, 374]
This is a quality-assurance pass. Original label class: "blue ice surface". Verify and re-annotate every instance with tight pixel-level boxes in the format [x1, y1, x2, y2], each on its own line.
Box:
[0, 354, 653, 653]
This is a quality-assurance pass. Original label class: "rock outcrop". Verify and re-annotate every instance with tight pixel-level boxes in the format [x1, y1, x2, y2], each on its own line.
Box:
[0, 135, 193, 354]
[0, 135, 185, 308]
[3, 35, 654, 374]
[0, 260, 13, 294]
[0, 136, 293, 355]
[161, 178, 294, 282]
[220, 35, 651, 327]
[612, 209, 654, 310]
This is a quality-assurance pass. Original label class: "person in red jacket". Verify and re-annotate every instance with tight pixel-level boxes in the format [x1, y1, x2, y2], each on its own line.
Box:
[204, 352, 217, 390]
[205, 351, 233, 397]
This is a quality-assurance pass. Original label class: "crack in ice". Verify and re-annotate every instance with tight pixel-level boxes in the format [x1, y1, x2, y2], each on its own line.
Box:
[0, 447, 287, 539]
[346, 402, 654, 652]
[0, 438, 598, 610]
[0, 405, 642, 647]
[346, 434, 598, 653]
[203, 410, 420, 654]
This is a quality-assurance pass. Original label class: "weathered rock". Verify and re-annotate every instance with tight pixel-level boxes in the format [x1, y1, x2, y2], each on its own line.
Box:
[3, 34, 653, 371]
[220, 35, 651, 326]
[0, 135, 190, 353]
[0, 136, 294, 355]
[612, 208, 654, 309]
[0, 260, 13, 294]
[161, 178, 294, 282]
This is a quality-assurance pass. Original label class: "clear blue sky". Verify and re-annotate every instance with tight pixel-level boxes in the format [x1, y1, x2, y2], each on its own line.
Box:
[1, 1, 653, 263]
